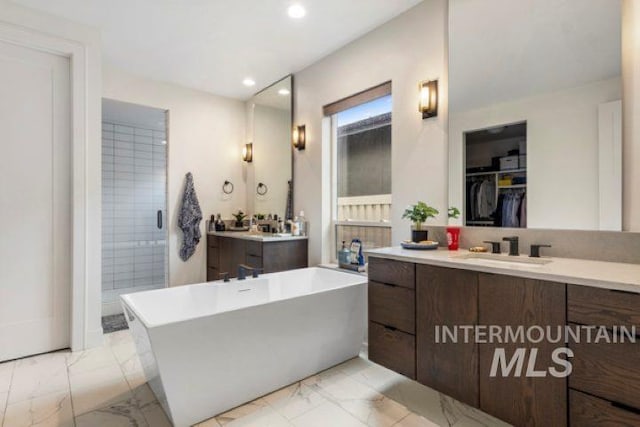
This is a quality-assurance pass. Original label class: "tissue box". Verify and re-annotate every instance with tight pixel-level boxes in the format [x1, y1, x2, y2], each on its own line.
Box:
[500, 155, 519, 170]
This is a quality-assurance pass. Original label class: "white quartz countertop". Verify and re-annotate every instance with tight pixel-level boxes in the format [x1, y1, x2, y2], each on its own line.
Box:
[207, 231, 308, 242]
[366, 247, 640, 294]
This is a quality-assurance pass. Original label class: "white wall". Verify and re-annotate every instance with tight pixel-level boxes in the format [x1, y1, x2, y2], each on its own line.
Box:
[293, 0, 449, 265]
[0, 0, 103, 349]
[251, 105, 291, 217]
[103, 64, 246, 287]
[622, 0, 640, 231]
[449, 78, 622, 230]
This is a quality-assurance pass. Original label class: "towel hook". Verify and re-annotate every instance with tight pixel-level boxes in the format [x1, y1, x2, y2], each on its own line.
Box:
[222, 180, 234, 194]
[257, 182, 268, 196]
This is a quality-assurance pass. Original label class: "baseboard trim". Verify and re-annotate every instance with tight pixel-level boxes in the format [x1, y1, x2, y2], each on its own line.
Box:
[85, 327, 104, 350]
[102, 300, 124, 317]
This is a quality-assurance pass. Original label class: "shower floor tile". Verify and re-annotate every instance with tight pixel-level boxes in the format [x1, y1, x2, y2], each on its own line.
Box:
[101, 314, 128, 334]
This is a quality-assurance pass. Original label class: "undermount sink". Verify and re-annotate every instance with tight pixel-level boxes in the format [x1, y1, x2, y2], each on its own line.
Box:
[455, 252, 552, 267]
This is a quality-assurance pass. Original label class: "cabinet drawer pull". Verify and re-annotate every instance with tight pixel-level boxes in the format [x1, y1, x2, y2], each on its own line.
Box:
[381, 282, 397, 288]
[612, 401, 640, 415]
[383, 325, 397, 332]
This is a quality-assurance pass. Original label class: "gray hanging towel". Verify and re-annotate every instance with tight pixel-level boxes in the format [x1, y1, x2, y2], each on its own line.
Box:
[178, 172, 203, 261]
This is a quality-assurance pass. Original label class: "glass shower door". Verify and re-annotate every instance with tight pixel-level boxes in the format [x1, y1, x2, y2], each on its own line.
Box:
[102, 99, 168, 317]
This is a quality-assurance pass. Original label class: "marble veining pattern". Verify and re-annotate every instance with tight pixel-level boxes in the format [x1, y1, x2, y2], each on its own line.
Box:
[0, 330, 510, 426]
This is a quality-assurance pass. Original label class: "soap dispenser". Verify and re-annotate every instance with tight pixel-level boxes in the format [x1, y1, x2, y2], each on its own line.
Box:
[338, 241, 351, 266]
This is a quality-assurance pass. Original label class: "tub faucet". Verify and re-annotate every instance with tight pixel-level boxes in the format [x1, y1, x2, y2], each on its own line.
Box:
[238, 264, 254, 280]
[502, 236, 519, 256]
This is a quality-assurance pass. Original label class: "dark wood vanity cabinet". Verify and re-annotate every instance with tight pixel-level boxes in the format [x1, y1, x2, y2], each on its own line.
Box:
[369, 257, 571, 426]
[478, 273, 567, 427]
[567, 285, 640, 425]
[368, 258, 416, 379]
[207, 235, 308, 280]
[416, 265, 479, 407]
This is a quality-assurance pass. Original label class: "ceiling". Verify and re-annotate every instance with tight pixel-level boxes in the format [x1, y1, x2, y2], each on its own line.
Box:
[12, 0, 422, 99]
[449, 0, 621, 113]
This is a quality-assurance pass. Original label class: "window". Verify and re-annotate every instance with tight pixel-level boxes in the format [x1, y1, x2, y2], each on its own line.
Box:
[327, 86, 392, 260]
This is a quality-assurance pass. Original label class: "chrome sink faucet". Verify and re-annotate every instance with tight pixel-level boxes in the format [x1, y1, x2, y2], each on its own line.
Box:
[502, 236, 519, 256]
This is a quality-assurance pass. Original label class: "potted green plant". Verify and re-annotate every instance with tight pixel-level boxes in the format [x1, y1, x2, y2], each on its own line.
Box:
[232, 210, 247, 228]
[447, 207, 462, 250]
[402, 202, 439, 242]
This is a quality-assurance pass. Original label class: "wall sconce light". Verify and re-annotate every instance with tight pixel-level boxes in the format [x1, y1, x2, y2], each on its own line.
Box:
[242, 143, 253, 162]
[292, 125, 306, 150]
[419, 79, 438, 119]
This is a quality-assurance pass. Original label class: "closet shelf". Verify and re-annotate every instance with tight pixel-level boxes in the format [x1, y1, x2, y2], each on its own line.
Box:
[466, 168, 526, 177]
[498, 184, 527, 189]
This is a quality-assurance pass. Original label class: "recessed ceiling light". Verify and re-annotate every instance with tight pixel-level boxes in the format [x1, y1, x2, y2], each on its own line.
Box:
[278, 88, 290, 96]
[243, 78, 256, 87]
[288, 4, 306, 19]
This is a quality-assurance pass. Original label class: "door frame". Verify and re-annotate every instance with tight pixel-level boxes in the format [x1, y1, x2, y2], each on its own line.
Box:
[0, 12, 102, 351]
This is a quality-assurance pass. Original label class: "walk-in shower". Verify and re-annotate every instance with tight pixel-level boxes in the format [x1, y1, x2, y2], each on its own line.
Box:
[101, 99, 168, 324]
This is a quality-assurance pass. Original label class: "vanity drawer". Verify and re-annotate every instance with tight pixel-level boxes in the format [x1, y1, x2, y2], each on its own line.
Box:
[569, 337, 640, 409]
[568, 285, 640, 331]
[368, 281, 415, 334]
[369, 321, 416, 379]
[207, 235, 219, 248]
[570, 389, 640, 426]
[368, 257, 415, 289]
[246, 240, 263, 257]
[207, 246, 220, 267]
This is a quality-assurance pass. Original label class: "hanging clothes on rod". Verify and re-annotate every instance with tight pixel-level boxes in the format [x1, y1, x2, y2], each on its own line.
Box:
[466, 176, 497, 221]
[495, 189, 526, 228]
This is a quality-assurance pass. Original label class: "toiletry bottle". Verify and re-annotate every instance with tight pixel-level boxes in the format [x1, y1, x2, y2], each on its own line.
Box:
[292, 215, 300, 236]
[213, 214, 222, 231]
[298, 210, 307, 236]
[338, 241, 351, 266]
[349, 238, 365, 266]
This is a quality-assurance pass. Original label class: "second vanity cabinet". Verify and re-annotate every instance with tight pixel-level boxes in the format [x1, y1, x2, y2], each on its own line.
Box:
[369, 255, 640, 426]
[567, 285, 640, 425]
[207, 235, 308, 280]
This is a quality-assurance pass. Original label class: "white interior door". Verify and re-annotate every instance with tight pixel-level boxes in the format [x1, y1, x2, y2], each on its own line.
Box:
[0, 40, 71, 361]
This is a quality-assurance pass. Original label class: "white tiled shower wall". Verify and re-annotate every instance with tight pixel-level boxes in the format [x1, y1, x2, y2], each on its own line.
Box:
[101, 122, 168, 315]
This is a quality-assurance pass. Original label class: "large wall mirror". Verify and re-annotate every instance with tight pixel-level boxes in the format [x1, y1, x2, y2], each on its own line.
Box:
[247, 75, 293, 219]
[448, 0, 623, 231]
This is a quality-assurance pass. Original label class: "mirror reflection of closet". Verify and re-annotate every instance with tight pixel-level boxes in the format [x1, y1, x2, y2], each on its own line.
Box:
[465, 122, 527, 228]
[448, 0, 622, 231]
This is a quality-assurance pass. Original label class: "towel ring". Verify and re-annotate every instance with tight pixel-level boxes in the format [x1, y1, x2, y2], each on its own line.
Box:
[257, 182, 268, 196]
[222, 180, 234, 194]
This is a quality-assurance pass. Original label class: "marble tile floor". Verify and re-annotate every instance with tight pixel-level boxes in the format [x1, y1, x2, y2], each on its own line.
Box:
[0, 331, 511, 427]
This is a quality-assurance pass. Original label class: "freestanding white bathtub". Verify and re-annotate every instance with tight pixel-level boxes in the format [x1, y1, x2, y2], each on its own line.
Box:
[120, 267, 367, 427]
